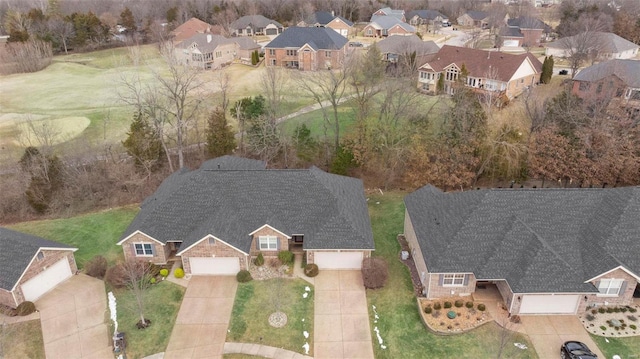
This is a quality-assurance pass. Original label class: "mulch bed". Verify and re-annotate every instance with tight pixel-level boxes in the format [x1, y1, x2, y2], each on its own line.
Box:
[397, 235, 424, 296]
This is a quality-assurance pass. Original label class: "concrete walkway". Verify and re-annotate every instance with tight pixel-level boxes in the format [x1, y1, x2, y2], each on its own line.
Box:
[521, 315, 605, 359]
[164, 276, 237, 359]
[224, 342, 312, 359]
[314, 271, 374, 359]
[36, 274, 112, 359]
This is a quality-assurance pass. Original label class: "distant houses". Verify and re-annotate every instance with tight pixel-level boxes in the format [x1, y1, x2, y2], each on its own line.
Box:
[264, 27, 348, 71]
[363, 15, 415, 37]
[229, 15, 284, 37]
[546, 32, 639, 60]
[170, 18, 222, 45]
[500, 16, 551, 48]
[456, 11, 490, 28]
[297, 11, 353, 37]
[175, 33, 260, 69]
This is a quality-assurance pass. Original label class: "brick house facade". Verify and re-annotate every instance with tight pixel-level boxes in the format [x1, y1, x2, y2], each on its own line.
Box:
[264, 27, 348, 71]
[119, 232, 169, 264]
[180, 236, 250, 274]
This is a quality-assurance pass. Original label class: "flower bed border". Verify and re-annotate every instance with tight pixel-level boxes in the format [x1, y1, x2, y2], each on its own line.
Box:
[416, 298, 493, 335]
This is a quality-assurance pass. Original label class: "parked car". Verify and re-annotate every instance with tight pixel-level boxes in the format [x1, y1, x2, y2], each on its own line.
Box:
[559, 69, 569, 75]
[561, 341, 598, 359]
[348, 42, 363, 47]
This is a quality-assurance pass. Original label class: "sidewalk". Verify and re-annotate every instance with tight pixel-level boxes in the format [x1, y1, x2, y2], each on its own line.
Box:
[293, 254, 314, 285]
[224, 342, 312, 359]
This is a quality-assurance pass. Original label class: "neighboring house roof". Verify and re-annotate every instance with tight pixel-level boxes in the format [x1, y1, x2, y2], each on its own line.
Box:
[303, 11, 353, 27]
[502, 26, 524, 38]
[170, 18, 221, 44]
[264, 27, 348, 50]
[176, 33, 235, 52]
[405, 186, 640, 294]
[0, 227, 76, 291]
[507, 16, 550, 31]
[230, 15, 283, 30]
[369, 15, 415, 32]
[373, 7, 405, 21]
[375, 35, 440, 56]
[420, 45, 542, 82]
[547, 32, 639, 53]
[406, 10, 447, 21]
[232, 36, 260, 50]
[464, 10, 489, 21]
[573, 59, 640, 88]
[121, 156, 374, 253]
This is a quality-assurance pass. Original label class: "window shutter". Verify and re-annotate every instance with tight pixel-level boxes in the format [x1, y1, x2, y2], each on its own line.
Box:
[255, 236, 260, 250]
[463, 275, 469, 286]
[620, 281, 627, 296]
[438, 274, 444, 286]
[276, 237, 280, 251]
[150, 244, 155, 256]
[131, 243, 136, 256]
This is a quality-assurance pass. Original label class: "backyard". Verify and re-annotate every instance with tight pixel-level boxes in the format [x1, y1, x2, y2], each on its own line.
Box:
[591, 334, 640, 358]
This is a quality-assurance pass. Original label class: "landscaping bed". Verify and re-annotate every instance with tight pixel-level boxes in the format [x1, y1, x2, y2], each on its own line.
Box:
[581, 304, 640, 337]
[418, 297, 492, 334]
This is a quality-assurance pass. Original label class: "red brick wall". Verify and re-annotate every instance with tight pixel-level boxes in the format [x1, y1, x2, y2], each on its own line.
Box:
[388, 25, 412, 36]
[404, 210, 429, 288]
[571, 75, 626, 103]
[121, 232, 168, 264]
[0, 288, 16, 308]
[265, 48, 345, 70]
[579, 268, 637, 312]
[181, 237, 249, 274]
[424, 272, 477, 299]
[249, 227, 289, 257]
[11, 250, 77, 307]
[521, 29, 543, 47]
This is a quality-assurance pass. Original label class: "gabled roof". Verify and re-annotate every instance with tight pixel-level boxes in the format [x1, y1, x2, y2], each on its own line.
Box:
[573, 59, 640, 88]
[507, 16, 550, 31]
[176, 33, 235, 52]
[406, 10, 447, 21]
[265, 27, 347, 50]
[405, 186, 640, 293]
[373, 7, 405, 21]
[464, 10, 489, 21]
[501, 26, 524, 38]
[547, 32, 639, 53]
[121, 157, 374, 253]
[375, 35, 440, 56]
[303, 11, 353, 27]
[230, 15, 283, 30]
[369, 15, 415, 32]
[419, 45, 542, 82]
[170, 18, 221, 44]
[232, 37, 260, 50]
[0, 227, 76, 291]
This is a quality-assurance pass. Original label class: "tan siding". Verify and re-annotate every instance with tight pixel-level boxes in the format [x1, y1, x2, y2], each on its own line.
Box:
[121, 233, 168, 264]
[181, 237, 248, 274]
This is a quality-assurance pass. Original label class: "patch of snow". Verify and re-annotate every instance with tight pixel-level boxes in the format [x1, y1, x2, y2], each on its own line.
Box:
[514, 343, 527, 350]
[108, 292, 118, 336]
[305, 286, 311, 292]
[302, 318, 305, 322]
[302, 342, 310, 354]
[372, 305, 376, 310]
[303, 331, 309, 338]
[303, 292, 308, 298]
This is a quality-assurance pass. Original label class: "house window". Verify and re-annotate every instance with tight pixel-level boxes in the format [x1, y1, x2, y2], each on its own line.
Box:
[579, 82, 590, 92]
[269, 49, 275, 56]
[325, 51, 331, 57]
[366, 28, 373, 35]
[259, 236, 278, 250]
[271, 59, 276, 66]
[598, 279, 624, 296]
[37, 252, 45, 261]
[286, 49, 297, 56]
[443, 273, 465, 286]
[208, 237, 215, 245]
[596, 83, 603, 94]
[215, 51, 222, 58]
[445, 68, 458, 81]
[134, 243, 153, 256]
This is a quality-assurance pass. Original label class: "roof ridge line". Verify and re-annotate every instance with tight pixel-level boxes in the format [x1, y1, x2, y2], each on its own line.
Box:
[513, 216, 572, 269]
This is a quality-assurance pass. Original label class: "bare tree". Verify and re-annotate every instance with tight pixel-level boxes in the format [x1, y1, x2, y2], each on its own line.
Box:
[260, 66, 287, 121]
[215, 69, 232, 114]
[558, 30, 608, 78]
[48, 17, 74, 54]
[121, 260, 154, 328]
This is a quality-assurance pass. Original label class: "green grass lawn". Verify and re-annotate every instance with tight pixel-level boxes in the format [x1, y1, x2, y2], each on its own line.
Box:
[279, 103, 356, 140]
[366, 192, 538, 359]
[111, 280, 185, 359]
[590, 334, 640, 358]
[228, 278, 314, 356]
[0, 319, 45, 358]
[8, 206, 139, 268]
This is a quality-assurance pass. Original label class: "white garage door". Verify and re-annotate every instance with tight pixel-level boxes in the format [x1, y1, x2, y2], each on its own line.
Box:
[21, 257, 72, 302]
[189, 257, 240, 275]
[314, 252, 363, 270]
[519, 294, 580, 314]
[503, 40, 520, 47]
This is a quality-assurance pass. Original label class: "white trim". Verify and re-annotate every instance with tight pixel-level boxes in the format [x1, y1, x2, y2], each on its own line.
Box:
[38, 247, 79, 252]
[442, 273, 466, 287]
[117, 230, 165, 246]
[258, 235, 278, 250]
[307, 248, 373, 251]
[177, 234, 248, 256]
[596, 278, 624, 296]
[133, 242, 154, 257]
[10, 250, 74, 292]
[248, 224, 291, 239]
[584, 265, 640, 283]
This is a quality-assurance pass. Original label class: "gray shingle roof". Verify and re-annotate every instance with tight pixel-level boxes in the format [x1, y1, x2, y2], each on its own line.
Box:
[373, 7, 405, 21]
[230, 15, 283, 30]
[121, 157, 374, 253]
[265, 27, 347, 50]
[375, 35, 440, 56]
[507, 16, 550, 31]
[176, 33, 235, 52]
[547, 32, 639, 53]
[405, 186, 640, 294]
[573, 59, 640, 88]
[369, 15, 415, 32]
[465, 11, 489, 21]
[0, 227, 75, 291]
[406, 10, 447, 21]
[304, 11, 353, 27]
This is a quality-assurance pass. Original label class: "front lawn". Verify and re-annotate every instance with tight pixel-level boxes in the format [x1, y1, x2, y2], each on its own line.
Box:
[591, 334, 640, 358]
[8, 206, 139, 268]
[0, 319, 44, 358]
[227, 278, 314, 356]
[111, 280, 185, 359]
[366, 192, 538, 359]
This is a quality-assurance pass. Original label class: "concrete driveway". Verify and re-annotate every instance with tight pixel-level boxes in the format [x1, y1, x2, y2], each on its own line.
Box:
[521, 315, 605, 359]
[164, 276, 237, 359]
[314, 271, 374, 359]
[36, 274, 112, 359]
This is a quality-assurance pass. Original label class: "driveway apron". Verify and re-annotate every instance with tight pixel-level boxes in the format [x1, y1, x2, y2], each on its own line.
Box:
[164, 276, 238, 359]
[521, 315, 605, 359]
[36, 274, 112, 359]
[314, 271, 374, 359]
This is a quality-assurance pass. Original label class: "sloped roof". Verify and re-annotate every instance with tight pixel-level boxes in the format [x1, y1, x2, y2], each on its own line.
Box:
[230, 15, 282, 30]
[232, 36, 260, 50]
[0, 227, 76, 291]
[121, 157, 374, 253]
[176, 33, 235, 52]
[547, 32, 639, 53]
[419, 45, 542, 82]
[406, 10, 447, 21]
[265, 27, 347, 50]
[464, 10, 489, 21]
[405, 186, 640, 293]
[507, 16, 550, 31]
[375, 35, 440, 56]
[373, 7, 405, 21]
[170, 18, 221, 44]
[369, 15, 415, 32]
[573, 59, 640, 88]
[303, 11, 353, 27]
[501, 26, 523, 38]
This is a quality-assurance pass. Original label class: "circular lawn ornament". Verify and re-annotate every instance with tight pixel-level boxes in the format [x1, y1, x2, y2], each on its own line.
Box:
[268, 311, 288, 328]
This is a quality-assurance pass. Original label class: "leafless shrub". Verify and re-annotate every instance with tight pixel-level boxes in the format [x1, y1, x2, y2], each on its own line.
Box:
[0, 40, 52, 75]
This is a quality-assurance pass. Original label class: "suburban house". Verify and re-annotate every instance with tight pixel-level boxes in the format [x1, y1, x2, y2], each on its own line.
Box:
[371, 7, 405, 22]
[500, 16, 551, 48]
[175, 34, 259, 69]
[571, 59, 640, 119]
[456, 10, 490, 28]
[117, 156, 374, 275]
[297, 11, 353, 37]
[417, 45, 542, 100]
[0, 227, 77, 308]
[374, 34, 439, 65]
[229, 15, 283, 37]
[404, 185, 640, 315]
[545, 32, 639, 60]
[264, 27, 348, 70]
[405, 10, 449, 27]
[364, 16, 416, 38]
[170, 17, 222, 45]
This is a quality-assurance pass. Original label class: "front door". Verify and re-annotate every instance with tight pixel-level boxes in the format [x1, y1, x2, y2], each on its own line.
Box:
[302, 50, 312, 71]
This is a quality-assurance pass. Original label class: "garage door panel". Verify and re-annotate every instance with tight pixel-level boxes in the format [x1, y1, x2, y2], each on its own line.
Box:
[503, 40, 520, 47]
[22, 258, 72, 302]
[190, 257, 240, 275]
[520, 294, 579, 314]
[315, 252, 363, 270]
